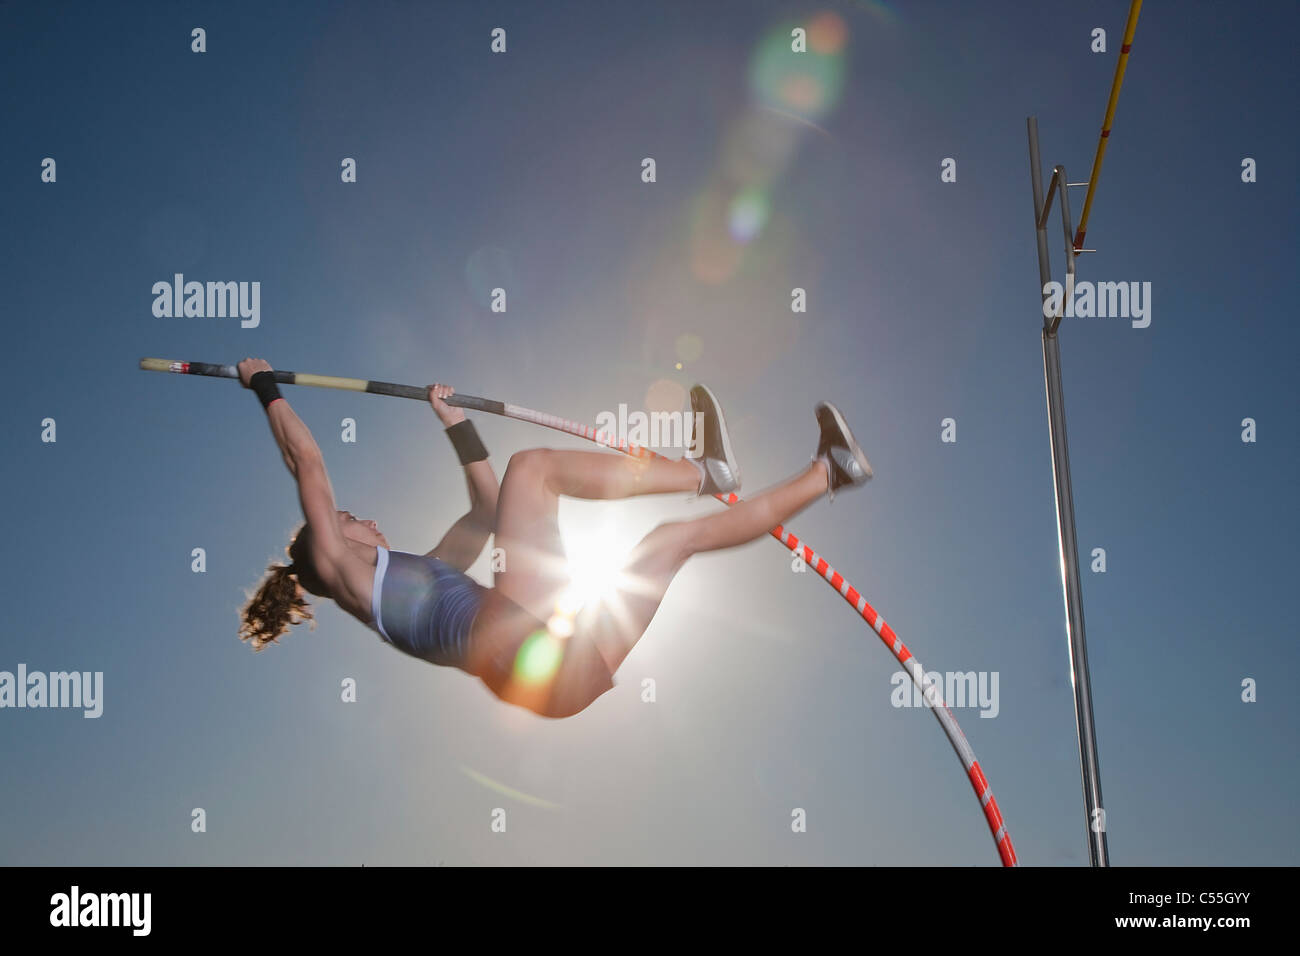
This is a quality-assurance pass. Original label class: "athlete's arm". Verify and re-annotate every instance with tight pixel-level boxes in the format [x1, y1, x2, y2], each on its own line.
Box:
[238, 358, 355, 598]
[426, 384, 499, 571]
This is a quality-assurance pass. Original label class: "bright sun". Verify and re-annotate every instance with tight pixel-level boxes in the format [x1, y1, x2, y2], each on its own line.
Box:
[559, 519, 635, 617]
[519, 507, 651, 687]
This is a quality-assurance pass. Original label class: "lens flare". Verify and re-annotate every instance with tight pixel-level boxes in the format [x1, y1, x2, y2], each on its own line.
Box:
[728, 189, 771, 243]
[807, 10, 848, 54]
[645, 378, 688, 416]
[513, 630, 564, 685]
[749, 12, 848, 122]
[460, 766, 562, 810]
[689, 187, 745, 284]
[546, 612, 576, 639]
[555, 587, 585, 618]
[565, 523, 633, 610]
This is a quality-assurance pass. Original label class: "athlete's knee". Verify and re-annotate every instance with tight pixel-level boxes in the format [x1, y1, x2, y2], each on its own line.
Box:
[505, 448, 554, 485]
[639, 520, 694, 569]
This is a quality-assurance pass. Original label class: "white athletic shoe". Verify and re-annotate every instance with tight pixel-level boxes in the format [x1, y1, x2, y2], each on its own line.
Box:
[687, 384, 741, 496]
[814, 401, 872, 501]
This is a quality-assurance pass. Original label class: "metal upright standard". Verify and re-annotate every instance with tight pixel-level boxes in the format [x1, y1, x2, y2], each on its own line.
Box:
[1027, 0, 1141, 868]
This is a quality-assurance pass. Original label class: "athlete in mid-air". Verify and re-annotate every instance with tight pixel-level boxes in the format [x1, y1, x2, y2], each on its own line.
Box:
[238, 357, 872, 717]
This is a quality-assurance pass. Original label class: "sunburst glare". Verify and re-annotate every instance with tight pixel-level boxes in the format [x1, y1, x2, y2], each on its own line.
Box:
[562, 520, 636, 613]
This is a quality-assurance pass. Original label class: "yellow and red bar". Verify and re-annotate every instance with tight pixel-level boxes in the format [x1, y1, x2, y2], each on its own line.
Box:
[1073, 0, 1142, 251]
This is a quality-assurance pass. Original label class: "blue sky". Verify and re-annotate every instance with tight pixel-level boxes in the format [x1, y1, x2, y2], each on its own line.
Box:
[1, 0, 1296, 865]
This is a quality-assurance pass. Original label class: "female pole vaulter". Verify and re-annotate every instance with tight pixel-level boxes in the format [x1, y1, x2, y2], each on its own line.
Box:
[237, 356, 872, 718]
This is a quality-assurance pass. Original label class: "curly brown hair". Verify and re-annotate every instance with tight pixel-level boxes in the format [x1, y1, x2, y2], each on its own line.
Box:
[238, 523, 328, 651]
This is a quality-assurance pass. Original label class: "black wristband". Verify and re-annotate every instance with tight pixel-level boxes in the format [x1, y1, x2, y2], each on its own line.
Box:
[249, 370, 283, 409]
[446, 419, 488, 465]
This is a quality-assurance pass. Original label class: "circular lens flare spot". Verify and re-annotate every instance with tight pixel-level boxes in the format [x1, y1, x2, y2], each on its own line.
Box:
[728, 189, 771, 243]
[645, 378, 687, 416]
[546, 613, 575, 638]
[749, 15, 848, 121]
[513, 630, 564, 685]
[808, 11, 848, 54]
[779, 74, 823, 111]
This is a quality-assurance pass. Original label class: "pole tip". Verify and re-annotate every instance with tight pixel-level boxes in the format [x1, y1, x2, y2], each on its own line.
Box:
[139, 357, 180, 374]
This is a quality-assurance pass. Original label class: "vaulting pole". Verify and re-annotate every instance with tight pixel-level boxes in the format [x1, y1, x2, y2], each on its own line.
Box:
[140, 356, 1018, 866]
